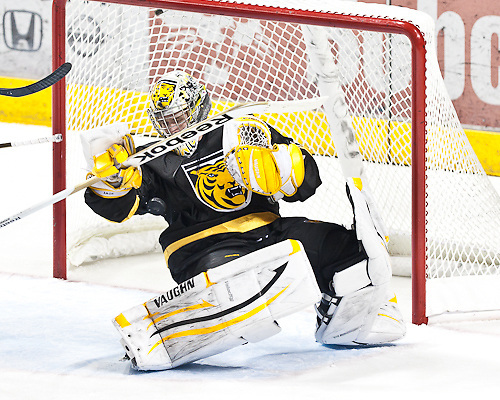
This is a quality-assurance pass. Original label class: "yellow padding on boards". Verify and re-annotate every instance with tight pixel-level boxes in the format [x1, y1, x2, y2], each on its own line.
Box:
[0, 76, 52, 126]
[68, 83, 152, 133]
[465, 128, 500, 177]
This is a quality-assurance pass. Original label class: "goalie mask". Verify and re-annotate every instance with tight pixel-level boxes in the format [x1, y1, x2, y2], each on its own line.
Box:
[147, 71, 212, 157]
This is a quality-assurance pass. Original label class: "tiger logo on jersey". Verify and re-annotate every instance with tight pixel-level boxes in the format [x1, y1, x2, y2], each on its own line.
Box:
[191, 160, 249, 210]
[182, 150, 251, 212]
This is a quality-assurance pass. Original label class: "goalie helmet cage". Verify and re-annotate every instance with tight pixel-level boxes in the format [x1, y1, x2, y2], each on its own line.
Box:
[51, 0, 500, 325]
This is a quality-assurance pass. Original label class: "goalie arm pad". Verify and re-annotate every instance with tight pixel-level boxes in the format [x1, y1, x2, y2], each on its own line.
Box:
[85, 187, 140, 223]
[224, 142, 305, 197]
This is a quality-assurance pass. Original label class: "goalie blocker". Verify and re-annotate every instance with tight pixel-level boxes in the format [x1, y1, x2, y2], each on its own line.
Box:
[113, 239, 320, 370]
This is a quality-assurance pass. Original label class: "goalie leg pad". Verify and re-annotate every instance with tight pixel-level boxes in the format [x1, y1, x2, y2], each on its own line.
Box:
[315, 179, 406, 346]
[346, 179, 392, 286]
[113, 239, 320, 370]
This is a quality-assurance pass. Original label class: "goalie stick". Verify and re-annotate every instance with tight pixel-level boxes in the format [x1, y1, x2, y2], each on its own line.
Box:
[0, 134, 63, 149]
[0, 63, 71, 97]
[0, 97, 327, 229]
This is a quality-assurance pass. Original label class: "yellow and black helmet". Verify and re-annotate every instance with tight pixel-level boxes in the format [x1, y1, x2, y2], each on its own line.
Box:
[147, 71, 212, 156]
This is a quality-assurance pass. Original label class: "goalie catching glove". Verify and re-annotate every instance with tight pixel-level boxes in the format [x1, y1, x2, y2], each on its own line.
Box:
[224, 117, 305, 198]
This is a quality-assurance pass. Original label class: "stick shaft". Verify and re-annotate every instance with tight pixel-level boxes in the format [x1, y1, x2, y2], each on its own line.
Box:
[0, 175, 101, 229]
[0, 134, 63, 148]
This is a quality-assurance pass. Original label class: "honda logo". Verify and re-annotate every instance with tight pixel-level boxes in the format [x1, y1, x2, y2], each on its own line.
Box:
[3, 10, 43, 52]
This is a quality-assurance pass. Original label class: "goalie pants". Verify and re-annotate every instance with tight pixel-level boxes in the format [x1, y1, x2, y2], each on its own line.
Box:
[167, 216, 367, 295]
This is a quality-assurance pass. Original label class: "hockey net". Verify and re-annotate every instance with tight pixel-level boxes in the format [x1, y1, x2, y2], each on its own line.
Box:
[52, 0, 500, 323]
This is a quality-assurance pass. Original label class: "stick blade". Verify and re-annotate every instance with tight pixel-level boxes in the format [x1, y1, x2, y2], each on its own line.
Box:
[29, 62, 72, 94]
[0, 62, 72, 97]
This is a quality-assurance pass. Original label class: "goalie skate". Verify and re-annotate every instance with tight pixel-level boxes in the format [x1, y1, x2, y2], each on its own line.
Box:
[315, 286, 406, 346]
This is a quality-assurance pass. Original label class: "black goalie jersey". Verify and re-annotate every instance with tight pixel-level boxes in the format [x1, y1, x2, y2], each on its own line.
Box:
[85, 124, 322, 283]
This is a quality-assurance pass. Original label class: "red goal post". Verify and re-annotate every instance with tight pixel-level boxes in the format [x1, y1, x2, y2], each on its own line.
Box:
[52, 0, 489, 326]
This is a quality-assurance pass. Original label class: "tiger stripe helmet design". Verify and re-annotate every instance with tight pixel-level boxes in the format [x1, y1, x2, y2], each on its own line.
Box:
[147, 71, 212, 157]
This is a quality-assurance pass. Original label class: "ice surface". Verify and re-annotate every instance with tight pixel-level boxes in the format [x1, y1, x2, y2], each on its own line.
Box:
[1, 122, 500, 399]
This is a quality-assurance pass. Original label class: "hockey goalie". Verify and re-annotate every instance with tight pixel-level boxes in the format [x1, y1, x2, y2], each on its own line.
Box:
[82, 70, 406, 370]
